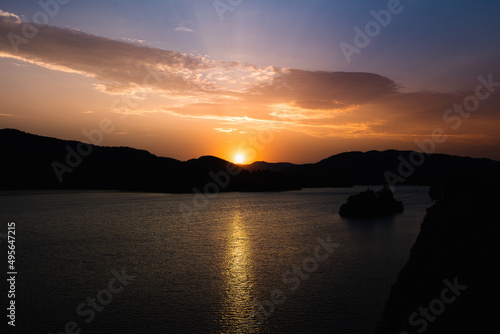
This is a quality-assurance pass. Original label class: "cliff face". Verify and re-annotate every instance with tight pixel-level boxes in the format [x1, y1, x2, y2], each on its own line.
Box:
[376, 176, 500, 333]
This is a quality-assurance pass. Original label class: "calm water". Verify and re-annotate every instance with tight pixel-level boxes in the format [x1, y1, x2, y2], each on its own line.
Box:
[0, 186, 431, 333]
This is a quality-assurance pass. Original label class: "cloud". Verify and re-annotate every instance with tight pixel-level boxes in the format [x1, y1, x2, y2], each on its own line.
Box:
[174, 26, 194, 33]
[1, 11, 499, 143]
[160, 69, 500, 140]
[0, 10, 21, 23]
[213, 128, 237, 133]
[249, 69, 400, 108]
[0, 14, 217, 95]
[121, 37, 145, 43]
[0, 13, 282, 98]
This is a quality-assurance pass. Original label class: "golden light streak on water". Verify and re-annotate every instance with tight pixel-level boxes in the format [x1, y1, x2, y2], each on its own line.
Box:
[222, 211, 259, 333]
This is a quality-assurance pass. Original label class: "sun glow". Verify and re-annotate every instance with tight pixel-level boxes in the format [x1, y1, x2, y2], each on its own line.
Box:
[234, 153, 245, 164]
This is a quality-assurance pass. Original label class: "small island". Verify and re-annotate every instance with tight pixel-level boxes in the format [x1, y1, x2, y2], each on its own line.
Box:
[339, 188, 404, 218]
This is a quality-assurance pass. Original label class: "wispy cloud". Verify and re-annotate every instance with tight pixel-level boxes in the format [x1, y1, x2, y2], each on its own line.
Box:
[0, 14, 217, 94]
[174, 25, 194, 33]
[121, 37, 145, 43]
[0, 13, 281, 98]
[213, 128, 237, 133]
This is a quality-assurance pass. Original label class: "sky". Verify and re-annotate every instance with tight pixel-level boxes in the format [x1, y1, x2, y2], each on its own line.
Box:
[0, 0, 499, 163]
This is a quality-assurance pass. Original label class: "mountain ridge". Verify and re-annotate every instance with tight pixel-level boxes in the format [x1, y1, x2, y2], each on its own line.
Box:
[1, 128, 499, 192]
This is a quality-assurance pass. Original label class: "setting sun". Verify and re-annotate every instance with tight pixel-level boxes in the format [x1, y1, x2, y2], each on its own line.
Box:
[234, 153, 245, 164]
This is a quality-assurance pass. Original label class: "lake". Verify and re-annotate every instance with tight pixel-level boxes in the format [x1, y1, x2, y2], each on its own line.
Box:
[0, 186, 432, 333]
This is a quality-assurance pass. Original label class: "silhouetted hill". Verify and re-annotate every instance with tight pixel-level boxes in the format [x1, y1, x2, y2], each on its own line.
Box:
[243, 149, 500, 187]
[0, 129, 300, 193]
[243, 161, 298, 172]
[375, 172, 500, 333]
[1, 128, 500, 193]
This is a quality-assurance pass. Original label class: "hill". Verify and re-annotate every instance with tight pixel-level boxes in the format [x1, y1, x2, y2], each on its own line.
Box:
[242, 161, 298, 172]
[243, 150, 500, 188]
[0, 129, 300, 193]
[1, 128, 499, 193]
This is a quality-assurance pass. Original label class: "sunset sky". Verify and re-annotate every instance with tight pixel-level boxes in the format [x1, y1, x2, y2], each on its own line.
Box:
[1, 0, 499, 163]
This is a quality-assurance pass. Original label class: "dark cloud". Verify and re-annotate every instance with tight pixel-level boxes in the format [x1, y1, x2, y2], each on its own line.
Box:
[250, 69, 400, 108]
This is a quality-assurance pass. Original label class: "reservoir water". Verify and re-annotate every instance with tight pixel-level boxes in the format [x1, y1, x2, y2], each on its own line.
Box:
[0, 186, 432, 333]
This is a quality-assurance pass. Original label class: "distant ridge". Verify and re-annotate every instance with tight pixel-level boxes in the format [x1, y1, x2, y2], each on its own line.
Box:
[0, 129, 299, 192]
[1, 128, 499, 192]
[243, 161, 298, 172]
[244, 149, 500, 188]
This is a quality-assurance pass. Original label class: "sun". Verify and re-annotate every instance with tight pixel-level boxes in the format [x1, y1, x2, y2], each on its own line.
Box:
[234, 153, 245, 164]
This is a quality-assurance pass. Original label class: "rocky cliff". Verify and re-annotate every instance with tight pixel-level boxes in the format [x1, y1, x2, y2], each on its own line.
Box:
[376, 174, 500, 333]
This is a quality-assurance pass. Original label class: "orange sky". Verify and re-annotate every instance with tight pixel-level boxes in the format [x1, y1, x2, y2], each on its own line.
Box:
[1, 4, 500, 164]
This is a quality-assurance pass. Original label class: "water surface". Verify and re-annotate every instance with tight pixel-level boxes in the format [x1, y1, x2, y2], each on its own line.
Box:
[0, 186, 432, 333]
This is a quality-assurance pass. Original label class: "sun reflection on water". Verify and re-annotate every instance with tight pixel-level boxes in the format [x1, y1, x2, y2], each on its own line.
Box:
[222, 212, 257, 333]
